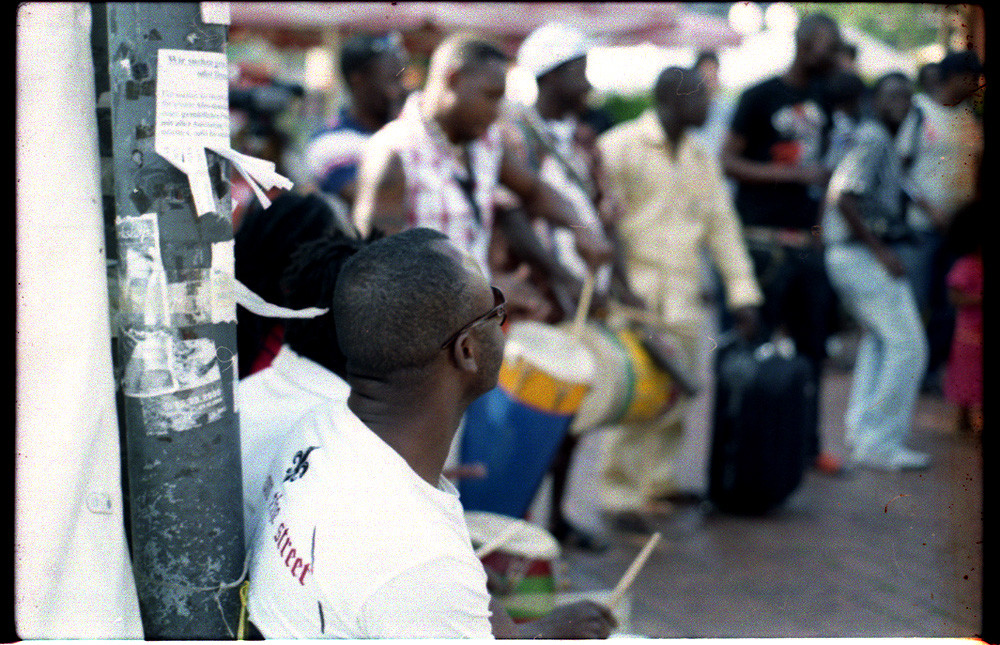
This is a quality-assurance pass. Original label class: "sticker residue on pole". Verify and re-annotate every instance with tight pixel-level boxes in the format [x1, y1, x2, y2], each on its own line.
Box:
[117, 212, 170, 330]
[122, 330, 227, 434]
[211, 240, 237, 323]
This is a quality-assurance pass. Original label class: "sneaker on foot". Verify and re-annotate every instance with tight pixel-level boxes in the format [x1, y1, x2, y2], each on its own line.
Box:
[887, 448, 932, 471]
[814, 451, 845, 476]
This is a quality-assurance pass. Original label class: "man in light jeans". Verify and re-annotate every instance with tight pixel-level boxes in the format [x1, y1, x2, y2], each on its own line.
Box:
[821, 72, 930, 471]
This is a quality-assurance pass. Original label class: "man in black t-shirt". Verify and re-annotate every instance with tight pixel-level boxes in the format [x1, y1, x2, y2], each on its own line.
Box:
[728, 76, 830, 228]
[720, 12, 844, 475]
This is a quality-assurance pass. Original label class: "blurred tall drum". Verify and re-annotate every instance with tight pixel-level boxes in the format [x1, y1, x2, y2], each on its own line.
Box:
[460, 321, 595, 518]
[569, 322, 693, 435]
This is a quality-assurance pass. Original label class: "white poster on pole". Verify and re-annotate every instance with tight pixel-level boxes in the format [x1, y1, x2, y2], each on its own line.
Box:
[155, 48, 292, 215]
[154, 49, 229, 215]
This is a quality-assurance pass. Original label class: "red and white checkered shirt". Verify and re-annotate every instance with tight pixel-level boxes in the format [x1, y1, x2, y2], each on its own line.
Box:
[367, 93, 503, 276]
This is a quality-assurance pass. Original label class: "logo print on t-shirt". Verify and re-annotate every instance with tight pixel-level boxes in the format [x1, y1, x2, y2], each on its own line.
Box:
[771, 101, 825, 164]
[284, 446, 318, 482]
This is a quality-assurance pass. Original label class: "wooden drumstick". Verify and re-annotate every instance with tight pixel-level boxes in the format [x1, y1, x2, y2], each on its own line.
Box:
[474, 520, 523, 559]
[607, 532, 661, 609]
[571, 272, 596, 339]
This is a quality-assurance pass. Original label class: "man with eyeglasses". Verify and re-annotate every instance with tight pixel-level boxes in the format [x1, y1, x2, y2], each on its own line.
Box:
[247, 228, 616, 638]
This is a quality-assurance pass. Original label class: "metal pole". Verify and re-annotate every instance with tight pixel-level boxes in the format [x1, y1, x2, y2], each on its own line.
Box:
[95, 3, 245, 638]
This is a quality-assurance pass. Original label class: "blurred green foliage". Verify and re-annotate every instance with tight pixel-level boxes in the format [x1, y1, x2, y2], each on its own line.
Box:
[793, 3, 941, 51]
[596, 93, 653, 127]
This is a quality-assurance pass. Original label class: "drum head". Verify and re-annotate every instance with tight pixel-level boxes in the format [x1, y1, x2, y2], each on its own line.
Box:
[464, 511, 561, 560]
[568, 322, 630, 434]
[505, 321, 595, 386]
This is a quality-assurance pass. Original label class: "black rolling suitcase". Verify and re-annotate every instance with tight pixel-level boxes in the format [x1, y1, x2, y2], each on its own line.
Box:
[708, 334, 817, 515]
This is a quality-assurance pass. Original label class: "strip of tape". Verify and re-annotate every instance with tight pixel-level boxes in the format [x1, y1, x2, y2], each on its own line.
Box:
[234, 278, 328, 319]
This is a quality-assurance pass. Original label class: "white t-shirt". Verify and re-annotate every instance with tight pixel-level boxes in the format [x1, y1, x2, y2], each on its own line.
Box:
[247, 399, 494, 638]
[238, 345, 351, 545]
[897, 94, 983, 230]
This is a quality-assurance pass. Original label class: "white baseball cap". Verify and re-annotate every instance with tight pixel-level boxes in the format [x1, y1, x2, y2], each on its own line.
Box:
[517, 22, 594, 79]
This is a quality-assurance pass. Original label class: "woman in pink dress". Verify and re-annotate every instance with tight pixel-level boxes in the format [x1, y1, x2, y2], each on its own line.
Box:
[943, 208, 984, 434]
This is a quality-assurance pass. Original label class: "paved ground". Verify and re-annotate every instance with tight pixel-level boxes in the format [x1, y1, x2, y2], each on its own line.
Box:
[538, 364, 986, 639]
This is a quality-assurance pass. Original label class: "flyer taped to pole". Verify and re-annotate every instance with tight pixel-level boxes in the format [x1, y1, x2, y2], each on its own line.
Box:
[154, 49, 292, 215]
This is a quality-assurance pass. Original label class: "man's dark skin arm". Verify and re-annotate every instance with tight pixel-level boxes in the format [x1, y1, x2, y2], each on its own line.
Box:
[720, 131, 830, 186]
[837, 191, 907, 277]
[494, 207, 583, 287]
[498, 145, 614, 271]
[351, 143, 408, 236]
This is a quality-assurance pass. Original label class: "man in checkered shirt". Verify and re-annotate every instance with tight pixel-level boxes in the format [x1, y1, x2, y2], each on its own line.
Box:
[352, 32, 614, 319]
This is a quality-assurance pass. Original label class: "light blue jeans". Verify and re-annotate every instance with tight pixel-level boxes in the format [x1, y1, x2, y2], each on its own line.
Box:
[825, 244, 928, 465]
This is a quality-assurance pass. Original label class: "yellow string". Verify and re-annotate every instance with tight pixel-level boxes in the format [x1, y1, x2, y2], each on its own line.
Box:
[237, 580, 250, 640]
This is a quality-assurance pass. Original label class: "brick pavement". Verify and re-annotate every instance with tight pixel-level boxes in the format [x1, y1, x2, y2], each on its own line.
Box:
[553, 366, 985, 638]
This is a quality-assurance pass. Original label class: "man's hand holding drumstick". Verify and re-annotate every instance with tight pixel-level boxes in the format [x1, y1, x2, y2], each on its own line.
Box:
[485, 523, 662, 639]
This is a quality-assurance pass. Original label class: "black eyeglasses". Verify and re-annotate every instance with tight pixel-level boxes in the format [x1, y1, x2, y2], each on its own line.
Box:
[440, 286, 507, 349]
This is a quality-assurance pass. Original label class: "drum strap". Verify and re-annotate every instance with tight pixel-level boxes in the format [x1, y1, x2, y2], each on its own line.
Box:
[453, 146, 483, 225]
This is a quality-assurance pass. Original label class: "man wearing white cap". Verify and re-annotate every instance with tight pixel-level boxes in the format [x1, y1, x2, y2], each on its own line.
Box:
[506, 23, 627, 301]
[499, 22, 641, 551]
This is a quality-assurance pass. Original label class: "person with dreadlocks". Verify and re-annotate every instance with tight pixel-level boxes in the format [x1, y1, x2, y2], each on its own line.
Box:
[238, 226, 377, 545]
[234, 192, 345, 379]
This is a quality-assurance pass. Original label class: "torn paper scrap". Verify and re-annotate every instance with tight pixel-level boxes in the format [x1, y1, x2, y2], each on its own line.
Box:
[208, 145, 294, 210]
[211, 240, 237, 323]
[122, 330, 222, 398]
[234, 278, 329, 319]
[200, 2, 230, 25]
[116, 213, 170, 329]
[140, 381, 227, 435]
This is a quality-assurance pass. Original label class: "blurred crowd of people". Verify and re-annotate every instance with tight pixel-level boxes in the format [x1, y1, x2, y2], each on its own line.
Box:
[227, 12, 984, 639]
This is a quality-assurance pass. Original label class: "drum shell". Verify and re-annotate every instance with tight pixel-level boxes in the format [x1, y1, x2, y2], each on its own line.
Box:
[459, 322, 595, 518]
[465, 511, 560, 622]
[569, 324, 681, 433]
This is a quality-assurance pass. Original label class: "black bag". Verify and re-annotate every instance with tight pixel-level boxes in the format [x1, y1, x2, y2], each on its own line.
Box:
[708, 335, 816, 515]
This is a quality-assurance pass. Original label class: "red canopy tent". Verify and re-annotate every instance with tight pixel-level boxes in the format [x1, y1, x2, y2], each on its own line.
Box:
[229, 2, 742, 53]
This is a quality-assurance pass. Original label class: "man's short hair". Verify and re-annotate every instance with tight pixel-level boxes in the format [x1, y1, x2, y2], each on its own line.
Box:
[795, 12, 840, 45]
[333, 228, 474, 377]
[653, 66, 701, 103]
[824, 71, 866, 106]
[694, 50, 719, 69]
[872, 71, 911, 97]
[340, 32, 403, 81]
[938, 50, 984, 80]
[428, 32, 509, 83]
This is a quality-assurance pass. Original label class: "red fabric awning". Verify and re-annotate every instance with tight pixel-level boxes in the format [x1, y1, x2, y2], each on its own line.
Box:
[229, 2, 742, 49]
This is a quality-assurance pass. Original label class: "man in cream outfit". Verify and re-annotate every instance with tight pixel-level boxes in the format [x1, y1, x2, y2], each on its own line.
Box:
[596, 66, 762, 526]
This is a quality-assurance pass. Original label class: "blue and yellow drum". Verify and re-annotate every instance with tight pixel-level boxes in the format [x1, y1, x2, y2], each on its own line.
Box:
[459, 321, 595, 518]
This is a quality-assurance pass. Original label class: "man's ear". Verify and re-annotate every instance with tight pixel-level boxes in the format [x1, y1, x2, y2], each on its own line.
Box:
[449, 331, 479, 374]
